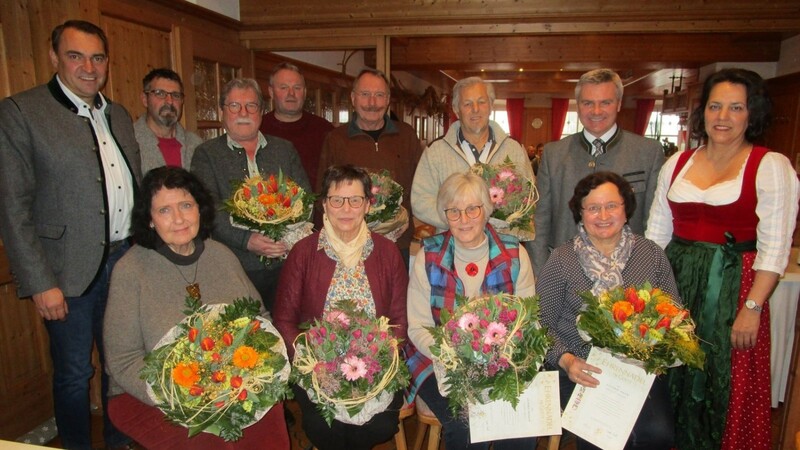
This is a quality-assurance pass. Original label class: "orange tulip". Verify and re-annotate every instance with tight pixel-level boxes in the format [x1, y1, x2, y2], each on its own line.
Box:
[612, 301, 634, 323]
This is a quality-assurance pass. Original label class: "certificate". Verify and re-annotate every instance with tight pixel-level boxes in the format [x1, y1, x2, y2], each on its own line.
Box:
[468, 371, 561, 443]
[561, 347, 655, 450]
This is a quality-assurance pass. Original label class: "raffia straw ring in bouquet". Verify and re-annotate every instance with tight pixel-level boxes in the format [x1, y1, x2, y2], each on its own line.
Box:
[576, 282, 705, 374]
[291, 301, 410, 426]
[225, 170, 315, 264]
[470, 156, 538, 241]
[427, 293, 550, 414]
[141, 297, 292, 442]
[365, 170, 409, 242]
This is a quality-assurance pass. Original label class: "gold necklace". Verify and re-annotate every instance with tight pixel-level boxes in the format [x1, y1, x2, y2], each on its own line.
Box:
[173, 260, 201, 301]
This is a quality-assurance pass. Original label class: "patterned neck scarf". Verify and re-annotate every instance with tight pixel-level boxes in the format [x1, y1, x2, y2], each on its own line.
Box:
[574, 223, 634, 296]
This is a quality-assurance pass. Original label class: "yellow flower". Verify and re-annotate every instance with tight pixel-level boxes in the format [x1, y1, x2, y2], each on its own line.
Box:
[233, 346, 260, 369]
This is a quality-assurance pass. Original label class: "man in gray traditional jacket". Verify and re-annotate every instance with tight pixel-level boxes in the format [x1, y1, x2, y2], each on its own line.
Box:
[134, 68, 202, 172]
[530, 68, 664, 275]
[0, 20, 140, 449]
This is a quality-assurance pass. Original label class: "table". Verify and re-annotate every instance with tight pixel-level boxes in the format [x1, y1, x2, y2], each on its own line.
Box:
[771, 247, 800, 407]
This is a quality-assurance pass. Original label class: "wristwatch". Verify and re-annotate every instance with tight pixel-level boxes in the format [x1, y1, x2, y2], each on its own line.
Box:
[745, 299, 763, 313]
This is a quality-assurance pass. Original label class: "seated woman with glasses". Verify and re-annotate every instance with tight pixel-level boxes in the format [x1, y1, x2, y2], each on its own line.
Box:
[405, 171, 536, 449]
[273, 164, 408, 450]
[536, 171, 677, 449]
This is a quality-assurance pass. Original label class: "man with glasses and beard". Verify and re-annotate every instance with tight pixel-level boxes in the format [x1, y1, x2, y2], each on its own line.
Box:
[134, 68, 202, 172]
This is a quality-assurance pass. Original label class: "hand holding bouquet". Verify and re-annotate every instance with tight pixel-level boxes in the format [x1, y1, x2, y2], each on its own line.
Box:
[471, 157, 538, 241]
[576, 282, 705, 374]
[292, 301, 410, 426]
[141, 297, 292, 441]
[365, 170, 409, 242]
[225, 171, 315, 263]
[427, 293, 550, 414]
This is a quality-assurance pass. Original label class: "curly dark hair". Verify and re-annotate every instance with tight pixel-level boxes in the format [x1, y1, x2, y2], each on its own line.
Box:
[319, 165, 373, 201]
[131, 167, 215, 249]
[568, 171, 636, 224]
[689, 68, 772, 143]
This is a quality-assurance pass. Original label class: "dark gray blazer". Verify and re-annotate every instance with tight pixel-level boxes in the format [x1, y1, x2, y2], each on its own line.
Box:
[0, 76, 142, 297]
[529, 128, 664, 275]
[191, 134, 310, 272]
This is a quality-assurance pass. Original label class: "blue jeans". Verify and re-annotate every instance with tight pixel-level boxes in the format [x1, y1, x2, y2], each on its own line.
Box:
[417, 375, 538, 450]
[44, 242, 131, 450]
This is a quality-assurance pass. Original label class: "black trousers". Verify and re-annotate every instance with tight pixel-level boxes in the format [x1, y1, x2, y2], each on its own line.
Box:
[292, 384, 402, 450]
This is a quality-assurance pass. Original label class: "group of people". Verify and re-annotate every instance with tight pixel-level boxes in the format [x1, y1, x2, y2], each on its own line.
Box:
[0, 17, 797, 450]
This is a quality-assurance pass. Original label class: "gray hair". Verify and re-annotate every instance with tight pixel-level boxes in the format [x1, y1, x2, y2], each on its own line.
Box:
[269, 62, 305, 87]
[575, 69, 623, 101]
[452, 77, 496, 112]
[353, 68, 390, 92]
[220, 78, 265, 110]
[436, 171, 494, 226]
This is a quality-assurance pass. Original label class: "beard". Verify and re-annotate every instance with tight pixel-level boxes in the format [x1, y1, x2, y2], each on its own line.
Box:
[156, 104, 179, 128]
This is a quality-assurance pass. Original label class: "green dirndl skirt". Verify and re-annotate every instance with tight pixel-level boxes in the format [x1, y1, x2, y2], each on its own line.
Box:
[665, 235, 755, 450]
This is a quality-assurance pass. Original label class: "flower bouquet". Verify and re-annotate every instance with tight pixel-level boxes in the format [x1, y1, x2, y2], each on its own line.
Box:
[141, 297, 292, 441]
[291, 301, 410, 426]
[365, 170, 409, 242]
[576, 282, 705, 374]
[471, 157, 538, 241]
[225, 171, 315, 263]
[427, 293, 550, 414]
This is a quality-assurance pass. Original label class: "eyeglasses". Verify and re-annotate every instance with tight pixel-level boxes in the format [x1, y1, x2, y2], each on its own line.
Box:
[444, 205, 483, 222]
[582, 202, 624, 216]
[223, 102, 261, 114]
[144, 89, 184, 100]
[326, 195, 366, 208]
[354, 91, 388, 100]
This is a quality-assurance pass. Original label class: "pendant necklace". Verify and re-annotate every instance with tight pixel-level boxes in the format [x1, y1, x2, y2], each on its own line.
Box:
[173, 260, 201, 300]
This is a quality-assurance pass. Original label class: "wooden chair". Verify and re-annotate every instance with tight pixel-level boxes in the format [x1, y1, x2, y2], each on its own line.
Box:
[413, 396, 442, 450]
[394, 401, 416, 450]
[413, 396, 562, 450]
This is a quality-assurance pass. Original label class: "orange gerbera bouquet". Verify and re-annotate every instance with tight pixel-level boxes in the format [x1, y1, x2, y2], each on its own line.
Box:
[225, 171, 315, 262]
[576, 282, 705, 374]
[142, 298, 292, 441]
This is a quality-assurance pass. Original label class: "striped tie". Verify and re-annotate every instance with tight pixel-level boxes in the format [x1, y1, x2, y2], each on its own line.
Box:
[592, 138, 604, 157]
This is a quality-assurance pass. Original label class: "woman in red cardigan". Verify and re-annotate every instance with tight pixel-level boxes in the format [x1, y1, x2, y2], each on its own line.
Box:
[273, 164, 408, 450]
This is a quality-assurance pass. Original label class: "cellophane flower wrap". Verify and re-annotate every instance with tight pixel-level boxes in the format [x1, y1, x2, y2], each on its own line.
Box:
[365, 170, 409, 242]
[224, 171, 315, 262]
[576, 282, 705, 374]
[291, 301, 410, 426]
[470, 157, 538, 241]
[427, 293, 550, 414]
[141, 297, 292, 441]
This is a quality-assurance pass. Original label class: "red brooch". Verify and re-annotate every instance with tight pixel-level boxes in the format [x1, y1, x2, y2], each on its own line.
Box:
[465, 262, 479, 277]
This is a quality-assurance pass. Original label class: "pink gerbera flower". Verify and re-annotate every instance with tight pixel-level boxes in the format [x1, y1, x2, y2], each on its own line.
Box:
[457, 312, 479, 331]
[483, 322, 508, 345]
[340, 355, 368, 381]
[323, 310, 350, 327]
[497, 169, 516, 181]
[489, 186, 506, 205]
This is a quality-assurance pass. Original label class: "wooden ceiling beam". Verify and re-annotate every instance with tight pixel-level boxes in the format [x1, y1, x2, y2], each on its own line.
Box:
[240, 0, 800, 33]
[389, 34, 781, 69]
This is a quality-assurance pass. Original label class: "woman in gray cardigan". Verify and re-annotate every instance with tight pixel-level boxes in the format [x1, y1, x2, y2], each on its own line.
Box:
[104, 167, 289, 449]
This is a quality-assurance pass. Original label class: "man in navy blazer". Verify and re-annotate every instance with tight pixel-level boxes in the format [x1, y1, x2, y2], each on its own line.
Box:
[0, 20, 141, 449]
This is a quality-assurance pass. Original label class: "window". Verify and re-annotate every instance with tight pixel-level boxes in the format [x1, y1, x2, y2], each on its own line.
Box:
[193, 59, 241, 141]
[560, 111, 581, 140]
[490, 110, 510, 134]
[645, 112, 681, 148]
